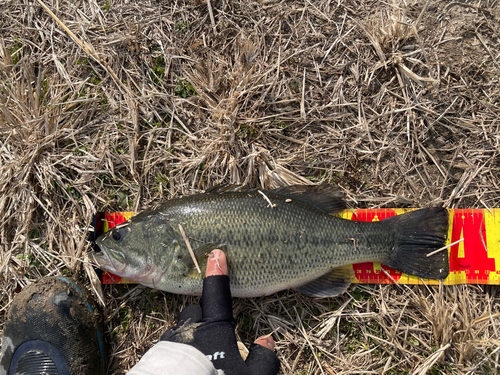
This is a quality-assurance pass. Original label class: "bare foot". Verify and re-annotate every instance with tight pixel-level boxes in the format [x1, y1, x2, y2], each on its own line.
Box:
[254, 335, 275, 351]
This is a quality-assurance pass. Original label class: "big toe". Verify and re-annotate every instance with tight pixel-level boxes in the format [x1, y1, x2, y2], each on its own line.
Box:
[254, 335, 275, 351]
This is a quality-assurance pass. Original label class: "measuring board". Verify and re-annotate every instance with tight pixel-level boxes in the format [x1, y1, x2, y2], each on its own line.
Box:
[94, 208, 500, 286]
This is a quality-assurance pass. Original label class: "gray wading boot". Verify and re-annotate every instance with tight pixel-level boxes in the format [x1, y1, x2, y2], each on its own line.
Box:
[0, 277, 107, 375]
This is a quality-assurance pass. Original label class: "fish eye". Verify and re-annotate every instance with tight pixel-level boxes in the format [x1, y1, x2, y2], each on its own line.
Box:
[112, 231, 122, 241]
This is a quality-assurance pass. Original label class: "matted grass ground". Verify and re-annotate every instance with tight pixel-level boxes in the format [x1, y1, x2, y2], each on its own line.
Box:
[1, 0, 499, 373]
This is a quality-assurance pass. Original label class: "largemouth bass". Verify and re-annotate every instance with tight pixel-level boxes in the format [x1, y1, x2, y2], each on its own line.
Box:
[94, 185, 449, 297]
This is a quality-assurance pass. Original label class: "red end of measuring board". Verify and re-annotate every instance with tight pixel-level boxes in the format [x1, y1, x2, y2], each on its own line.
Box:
[94, 209, 500, 286]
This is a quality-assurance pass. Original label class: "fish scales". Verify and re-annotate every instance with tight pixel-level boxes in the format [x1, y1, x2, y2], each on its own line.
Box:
[95, 186, 450, 297]
[162, 192, 389, 293]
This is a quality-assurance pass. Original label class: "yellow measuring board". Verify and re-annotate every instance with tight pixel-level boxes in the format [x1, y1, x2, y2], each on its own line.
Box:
[95, 209, 500, 285]
[339, 208, 500, 285]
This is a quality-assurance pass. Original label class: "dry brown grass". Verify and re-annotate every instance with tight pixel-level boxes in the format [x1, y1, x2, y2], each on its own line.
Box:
[1, 0, 500, 373]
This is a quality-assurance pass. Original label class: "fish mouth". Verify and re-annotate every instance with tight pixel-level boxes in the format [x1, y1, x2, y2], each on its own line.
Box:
[92, 251, 110, 268]
[92, 247, 127, 274]
[93, 237, 165, 287]
[92, 249, 165, 288]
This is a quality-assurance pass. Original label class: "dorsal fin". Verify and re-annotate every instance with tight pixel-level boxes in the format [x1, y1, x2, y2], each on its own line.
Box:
[204, 184, 346, 215]
[204, 184, 256, 194]
[271, 184, 346, 215]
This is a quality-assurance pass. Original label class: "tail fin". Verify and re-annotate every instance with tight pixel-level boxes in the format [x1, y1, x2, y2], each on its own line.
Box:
[383, 208, 450, 280]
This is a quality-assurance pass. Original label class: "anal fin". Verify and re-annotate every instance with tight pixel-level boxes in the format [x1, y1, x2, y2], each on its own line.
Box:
[293, 265, 355, 297]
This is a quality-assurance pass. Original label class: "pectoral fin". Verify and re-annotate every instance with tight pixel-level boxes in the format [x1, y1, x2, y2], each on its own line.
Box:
[181, 243, 227, 278]
[293, 265, 355, 297]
